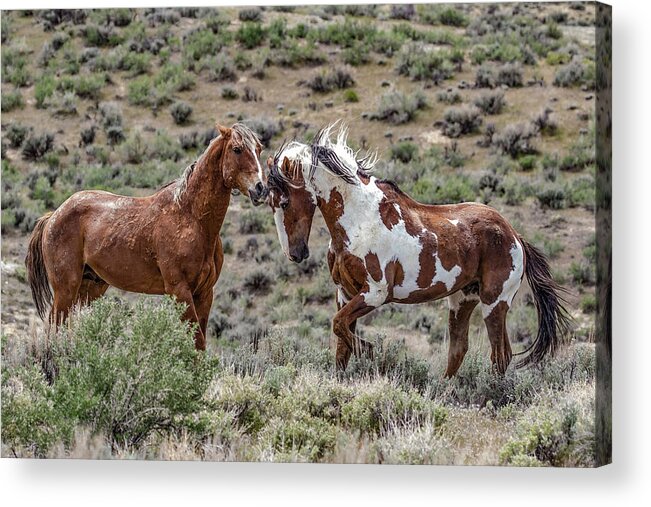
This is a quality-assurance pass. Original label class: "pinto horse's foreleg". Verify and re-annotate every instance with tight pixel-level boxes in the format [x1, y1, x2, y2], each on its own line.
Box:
[332, 290, 377, 370]
[445, 291, 480, 378]
[335, 288, 372, 362]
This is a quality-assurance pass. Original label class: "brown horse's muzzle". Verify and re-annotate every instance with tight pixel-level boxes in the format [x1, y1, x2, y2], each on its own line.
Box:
[248, 182, 268, 207]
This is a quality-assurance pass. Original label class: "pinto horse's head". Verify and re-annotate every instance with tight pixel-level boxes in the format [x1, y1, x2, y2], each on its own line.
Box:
[267, 151, 316, 263]
[218, 123, 267, 206]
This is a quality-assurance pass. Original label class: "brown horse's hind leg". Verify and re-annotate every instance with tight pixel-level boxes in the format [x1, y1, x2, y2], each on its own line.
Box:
[50, 268, 83, 327]
[445, 291, 479, 378]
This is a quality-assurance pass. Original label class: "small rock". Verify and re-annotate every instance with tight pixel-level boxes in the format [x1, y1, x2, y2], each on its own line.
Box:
[550, 97, 558, 102]
[381, 80, 391, 87]
[567, 103, 578, 110]
[384, 131, 393, 139]
[585, 94, 594, 101]
[579, 128, 588, 135]
[277, 104, 284, 111]
[581, 85, 589, 92]
[361, 112, 370, 119]
[288, 109, 298, 117]
[577, 111, 589, 121]
[324, 100, 334, 108]
[398, 135, 414, 142]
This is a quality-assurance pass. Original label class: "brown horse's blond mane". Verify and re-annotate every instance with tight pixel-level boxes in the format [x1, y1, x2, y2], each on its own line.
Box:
[173, 123, 261, 206]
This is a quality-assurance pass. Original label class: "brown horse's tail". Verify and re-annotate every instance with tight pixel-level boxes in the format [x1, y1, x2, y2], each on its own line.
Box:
[515, 238, 572, 368]
[25, 212, 53, 320]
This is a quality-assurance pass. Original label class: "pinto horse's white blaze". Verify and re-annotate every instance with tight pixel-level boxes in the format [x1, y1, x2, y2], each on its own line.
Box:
[481, 239, 524, 318]
[273, 207, 290, 258]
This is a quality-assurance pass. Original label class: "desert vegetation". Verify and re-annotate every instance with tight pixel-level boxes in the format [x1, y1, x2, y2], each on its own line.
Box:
[2, 4, 598, 465]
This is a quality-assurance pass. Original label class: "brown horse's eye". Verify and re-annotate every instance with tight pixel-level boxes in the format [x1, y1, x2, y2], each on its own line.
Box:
[233, 146, 242, 154]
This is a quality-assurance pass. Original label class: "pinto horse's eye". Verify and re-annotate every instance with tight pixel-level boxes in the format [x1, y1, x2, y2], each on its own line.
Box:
[280, 198, 289, 210]
[233, 146, 243, 154]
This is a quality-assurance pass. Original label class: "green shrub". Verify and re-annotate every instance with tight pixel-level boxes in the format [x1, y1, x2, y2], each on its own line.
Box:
[410, 174, 476, 204]
[438, 7, 468, 26]
[436, 89, 461, 104]
[204, 53, 237, 82]
[1, 90, 24, 112]
[518, 155, 537, 171]
[554, 58, 594, 89]
[343, 89, 359, 102]
[243, 269, 273, 295]
[169, 101, 193, 125]
[494, 123, 538, 158]
[5, 123, 30, 148]
[536, 184, 566, 210]
[238, 7, 263, 22]
[242, 117, 283, 148]
[221, 86, 238, 100]
[474, 90, 506, 115]
[390, 141, 419, 163]
[45, 91, 78, 116]
[21, 132, 54, 161]
[497, 63, 524, 87]
[395, 43, 454, 83]
[2, 298, 214, 454]
[239, 209, 270, 234]
[581, 294, 597, 314]
[373, 91, 427, 125]
[442, 105, 482, 137]
[306, 67, 355, 93]
[183, 29, 224, 62]
[237, 22, 265, 49]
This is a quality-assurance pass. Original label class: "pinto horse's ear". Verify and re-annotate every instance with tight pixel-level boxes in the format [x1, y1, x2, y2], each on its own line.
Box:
[281, 157, 291, 172]
[217, 124, 231, 137]
[266, 156, 274, 169]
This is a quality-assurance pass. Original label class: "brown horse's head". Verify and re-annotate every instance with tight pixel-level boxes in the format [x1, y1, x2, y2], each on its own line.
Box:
[267, 154, 316, 263]
[218, 123, 267, 206]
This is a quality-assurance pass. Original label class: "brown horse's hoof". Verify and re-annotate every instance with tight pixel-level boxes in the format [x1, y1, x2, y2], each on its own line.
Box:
[360, 339, 374, 359]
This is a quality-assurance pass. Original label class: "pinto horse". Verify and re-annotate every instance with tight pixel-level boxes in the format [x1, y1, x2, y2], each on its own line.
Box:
[267, 124, 571, 376]
[25, 122, 267, 350]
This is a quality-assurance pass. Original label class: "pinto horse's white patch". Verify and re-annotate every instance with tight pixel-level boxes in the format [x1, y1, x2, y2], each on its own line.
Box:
[273, 207, 290, 258]
[481, 239, 524, 318]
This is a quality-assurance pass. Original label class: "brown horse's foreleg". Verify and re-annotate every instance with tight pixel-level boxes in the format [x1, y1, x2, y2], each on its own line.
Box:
[76, 279, 109, 307]
[332, 291, 377, 370]
[165, 284, 205, 350]
[482, 301, 512, 374]
[445, 291, 479, 378]
[193, 288, 214, 350]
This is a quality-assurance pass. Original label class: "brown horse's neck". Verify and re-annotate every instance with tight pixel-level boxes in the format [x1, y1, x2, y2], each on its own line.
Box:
[181, 136, 231, 243]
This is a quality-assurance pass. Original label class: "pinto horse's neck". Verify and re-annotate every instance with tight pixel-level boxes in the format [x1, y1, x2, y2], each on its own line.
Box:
[311, 171, 384, 253]
[179, 136, 230, 245]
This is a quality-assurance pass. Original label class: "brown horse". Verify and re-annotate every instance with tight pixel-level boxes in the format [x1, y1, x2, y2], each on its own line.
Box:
[26, 122, 267, 350]
[267, 124, 571, 375]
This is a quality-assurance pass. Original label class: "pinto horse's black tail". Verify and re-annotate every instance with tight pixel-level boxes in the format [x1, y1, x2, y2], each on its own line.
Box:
[25, 212, 53, 321]
[515, 238, 573, 368]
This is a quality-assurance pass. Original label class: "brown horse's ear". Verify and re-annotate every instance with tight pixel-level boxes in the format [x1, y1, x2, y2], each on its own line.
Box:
[217, 124, 231, 137]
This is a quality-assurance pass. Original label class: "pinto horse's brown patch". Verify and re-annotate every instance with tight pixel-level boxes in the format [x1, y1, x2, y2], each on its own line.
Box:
[365, 252, 383, 282]
[378, 197, 401, 230]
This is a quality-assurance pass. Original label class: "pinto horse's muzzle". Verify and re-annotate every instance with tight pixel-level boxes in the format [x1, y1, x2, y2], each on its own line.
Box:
[248, 182, 268, 206]
[289, 241, 310, 263]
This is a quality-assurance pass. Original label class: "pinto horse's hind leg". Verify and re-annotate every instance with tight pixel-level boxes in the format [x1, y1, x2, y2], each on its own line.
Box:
[445, 289, 480, 378]
[482, 303, 512, 374]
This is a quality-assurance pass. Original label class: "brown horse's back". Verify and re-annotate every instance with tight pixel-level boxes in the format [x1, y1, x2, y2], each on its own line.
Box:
[42, 190, 167, 295]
